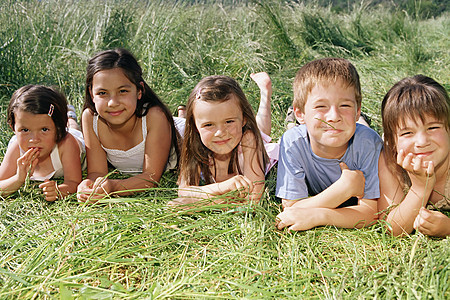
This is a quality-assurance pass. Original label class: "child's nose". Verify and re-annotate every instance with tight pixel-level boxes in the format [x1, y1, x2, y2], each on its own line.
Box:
[108, 95, 120, 106]
[415, 132, 430, 146]
[29, 133, 40, 143]
[326, 106, 340, 122]
[214, 126, 226, 137]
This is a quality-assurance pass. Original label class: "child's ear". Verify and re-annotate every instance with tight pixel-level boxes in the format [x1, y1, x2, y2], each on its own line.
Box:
[138, 82, 144, 100]
[242, 116, 247, 127]
[356, 106, 361, 122]
[294, 107, 305, 124]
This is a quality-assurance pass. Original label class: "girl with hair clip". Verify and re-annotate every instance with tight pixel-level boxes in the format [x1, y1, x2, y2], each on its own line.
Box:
[0, 85, 85, 201]
[169, 73, 278, 207]
[77, 48, 180, 201]
[378, 75, 450, 237]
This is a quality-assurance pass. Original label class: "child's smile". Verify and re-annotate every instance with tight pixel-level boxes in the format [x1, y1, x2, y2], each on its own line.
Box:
[193, 96, 246, 158]
[91, 68, 141, 129]
[295, 80, 360, 159]
[396, 115, 449, 170]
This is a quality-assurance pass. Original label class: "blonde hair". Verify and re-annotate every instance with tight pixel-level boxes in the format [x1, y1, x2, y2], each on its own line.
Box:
[179, 75, 269, 186]
[293, 58, 361, 112]
[382, 75, 449, 184]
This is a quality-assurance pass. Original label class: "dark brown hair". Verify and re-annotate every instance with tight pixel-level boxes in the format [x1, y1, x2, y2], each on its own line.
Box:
[179, 75, 269, 186]
[382, 75, 449, 184]
[293, 58, 361, 112]
[83, 48, 180, 165]
[7, 85, 68, 143]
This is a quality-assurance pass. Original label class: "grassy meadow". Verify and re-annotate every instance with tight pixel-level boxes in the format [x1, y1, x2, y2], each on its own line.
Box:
[0, 0, 449, 298]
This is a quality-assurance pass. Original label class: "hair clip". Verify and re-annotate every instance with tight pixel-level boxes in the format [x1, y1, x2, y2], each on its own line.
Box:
[48, 104, 54, 117]
[195, 88, 202, 100]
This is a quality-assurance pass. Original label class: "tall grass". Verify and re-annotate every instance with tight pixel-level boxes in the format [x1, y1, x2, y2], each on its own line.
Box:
[0, 0, 449, 298]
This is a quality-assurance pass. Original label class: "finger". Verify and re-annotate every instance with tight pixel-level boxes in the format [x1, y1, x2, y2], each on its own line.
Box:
[401, 152, 414, 169]
[29, 158, 39, 174]
[45, 193, 58, 202]
[339, 162, 349, 170]
[242, 176, 253, 191]
[396, 149, 406, 165]
[276, 218, 286, 230]
[426, 161, 434, 176]
[38, 179, 53, 189]
[412, 155, 423, 173]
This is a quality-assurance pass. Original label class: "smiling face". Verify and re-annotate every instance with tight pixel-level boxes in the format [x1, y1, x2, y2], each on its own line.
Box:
[395, 114, 450, 171]
[193, 96, 246, 159]
[91, 68, 142, 128]
[295, 79, 360, 159]
[13, 110, 57, 159]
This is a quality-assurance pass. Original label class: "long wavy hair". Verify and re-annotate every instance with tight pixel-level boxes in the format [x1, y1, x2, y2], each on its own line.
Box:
[179, 75, 269, 186]
[83, 48, 180, 165]
[382, 75, 449, 185]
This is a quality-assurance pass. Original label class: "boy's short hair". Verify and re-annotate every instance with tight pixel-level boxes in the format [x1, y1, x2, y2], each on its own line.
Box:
[293, 58, 362, 112]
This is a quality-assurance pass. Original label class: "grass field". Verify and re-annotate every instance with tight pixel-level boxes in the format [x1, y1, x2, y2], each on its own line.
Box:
[0, 0, 449, 298]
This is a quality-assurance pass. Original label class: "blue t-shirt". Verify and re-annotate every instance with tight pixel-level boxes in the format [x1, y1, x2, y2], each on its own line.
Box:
[276, 123, 383, 201]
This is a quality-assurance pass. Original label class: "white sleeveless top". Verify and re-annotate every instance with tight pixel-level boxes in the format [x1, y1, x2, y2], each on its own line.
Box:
[93, 114, 177, 174]
[9, 128, 85, 181]
[93, 114, 146, 174]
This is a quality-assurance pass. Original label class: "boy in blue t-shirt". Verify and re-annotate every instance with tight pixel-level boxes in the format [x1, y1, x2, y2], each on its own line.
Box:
[276, 58, 383, 231]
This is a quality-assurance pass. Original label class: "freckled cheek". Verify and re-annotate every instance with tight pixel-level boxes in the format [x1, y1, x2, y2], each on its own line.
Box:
[198, 130, 212, 145]
[396, 139, 411, 153]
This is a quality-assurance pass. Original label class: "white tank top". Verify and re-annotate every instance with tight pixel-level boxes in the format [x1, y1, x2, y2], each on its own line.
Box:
[93, 114, 146, 174]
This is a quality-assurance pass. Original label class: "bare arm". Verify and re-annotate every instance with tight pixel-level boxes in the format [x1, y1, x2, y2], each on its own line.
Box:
[378, 151, 435, 236]
[77, 109, 110, 201]
[40, 133, 82, 201]
[105, 107, 172, 195]
[173, 132, 264, 206]
[0, 141, 39, 196]
[285, 162, 365, 209]
[276, 198, 378, 231]
[176, 175, 254, 201]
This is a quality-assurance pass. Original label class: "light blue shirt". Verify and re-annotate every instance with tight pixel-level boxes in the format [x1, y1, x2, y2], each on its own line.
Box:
[276, 123, 383, 201]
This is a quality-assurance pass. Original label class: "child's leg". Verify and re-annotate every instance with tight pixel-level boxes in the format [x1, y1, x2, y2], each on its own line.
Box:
[177, 104, 186, 118]
[67, 105, 81, 131]
[250, 72, 272, 136]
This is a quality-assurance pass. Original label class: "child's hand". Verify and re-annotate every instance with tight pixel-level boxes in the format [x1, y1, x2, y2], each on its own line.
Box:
[77, 178, 93, 201]
[39, 179, 59, 202]
[16, 148, 39, 182]
[275, 207, 318, 231]
[218, 175, 254, 198]
[77, 177, 112, 202]
[250, 72, 272, 95]
[413, 207, 450, 237]
[339, 162, 365, 199]
[397, 149, 436, 188]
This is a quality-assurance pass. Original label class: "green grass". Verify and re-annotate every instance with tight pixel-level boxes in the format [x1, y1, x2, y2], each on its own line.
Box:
[0, 0, 449, 298]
